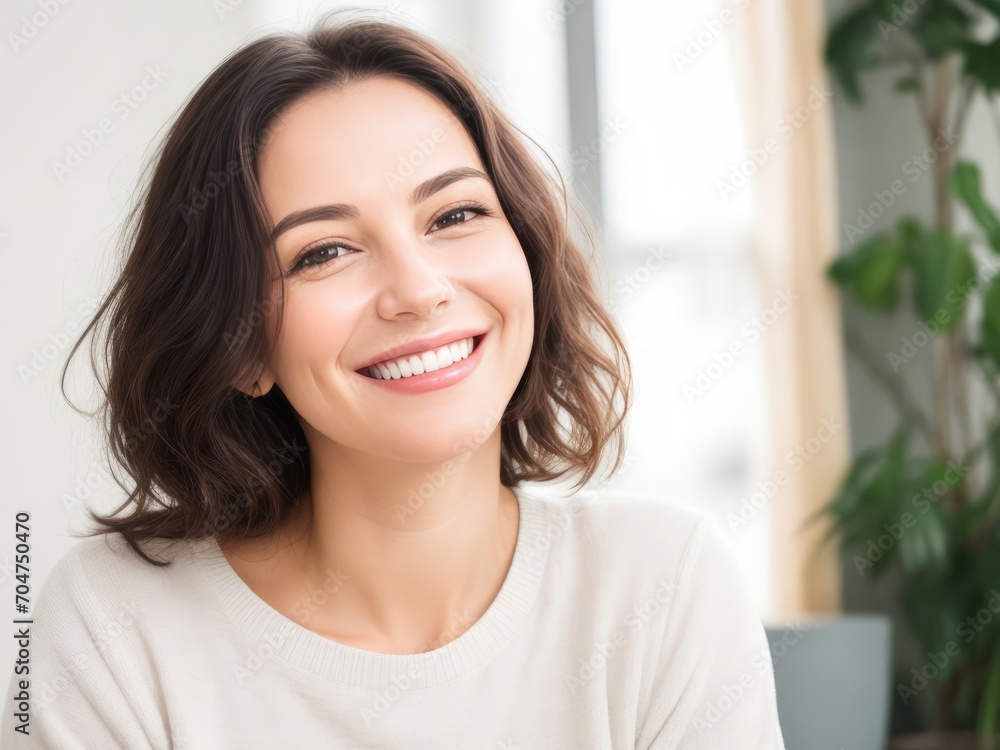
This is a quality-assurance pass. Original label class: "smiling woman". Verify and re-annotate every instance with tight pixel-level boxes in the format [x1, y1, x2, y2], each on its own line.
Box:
[0, 8, 784, 750]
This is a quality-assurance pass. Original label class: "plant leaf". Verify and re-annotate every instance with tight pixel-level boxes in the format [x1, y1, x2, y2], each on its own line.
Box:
[913, 0, 975, 59]
[828, 255, 857, 286]
[897, 216, 924, 264]
[964, 0, 1000, 21]
[832, 233, 906, 310]
[804, 447, 884, 552]
[953, 435, 1000, 536]
[900, 572, 967, 671]
[951, 161, 1000, 253]
[808, 434, 908, 567]
[870, 0, 904, 21]
[825, 5, 881, 103]
[962, 36, 1000, 93]
[827, 231, 904, 309]
[911, 229, 977, 330]
[977, 645, 1000, 742]
[982, 277, 1000, 366]
[898, 501, 949, 572]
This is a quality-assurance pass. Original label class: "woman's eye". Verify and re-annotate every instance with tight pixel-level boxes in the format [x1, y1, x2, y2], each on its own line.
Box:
[287, 202, 492, 276]
[432, 207, 480, 230]
[290, 243, 355, 274]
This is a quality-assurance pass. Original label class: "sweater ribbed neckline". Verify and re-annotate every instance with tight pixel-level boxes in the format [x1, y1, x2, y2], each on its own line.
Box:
[192, 484, 550, 689]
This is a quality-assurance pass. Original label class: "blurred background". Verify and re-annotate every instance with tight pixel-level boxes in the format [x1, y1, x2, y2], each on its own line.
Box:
[4, 0, 1000, 747]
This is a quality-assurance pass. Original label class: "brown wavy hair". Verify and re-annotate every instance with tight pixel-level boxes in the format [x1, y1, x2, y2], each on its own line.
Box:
[61, 8, 634, 566]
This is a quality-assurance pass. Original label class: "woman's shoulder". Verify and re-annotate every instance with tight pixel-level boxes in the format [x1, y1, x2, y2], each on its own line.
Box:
[34, 533, 208, 624]
[515, 483, 714, 576]
[519, 482, 710, 536]
[47, 531, 203, 578]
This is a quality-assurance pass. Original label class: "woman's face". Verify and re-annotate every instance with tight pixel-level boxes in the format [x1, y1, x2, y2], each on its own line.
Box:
[253, 76, 534, 463]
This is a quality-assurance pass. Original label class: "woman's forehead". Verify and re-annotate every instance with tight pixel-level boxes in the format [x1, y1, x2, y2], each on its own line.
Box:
[254, 79, 488, 240]
[257, 78, 479, 190]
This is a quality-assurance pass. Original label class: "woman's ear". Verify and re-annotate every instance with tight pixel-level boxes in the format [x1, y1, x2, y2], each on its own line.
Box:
[234, 364, 276, 399]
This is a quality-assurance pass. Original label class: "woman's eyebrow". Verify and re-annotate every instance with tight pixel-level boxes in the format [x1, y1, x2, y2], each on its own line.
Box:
[270, 166, 492, 242]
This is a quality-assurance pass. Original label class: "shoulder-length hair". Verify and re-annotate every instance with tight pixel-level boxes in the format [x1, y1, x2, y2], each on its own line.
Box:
[62, 9, 633, 566]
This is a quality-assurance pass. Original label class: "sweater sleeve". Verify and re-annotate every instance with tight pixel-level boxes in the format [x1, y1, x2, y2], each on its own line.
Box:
[0, 544, 166, 750]
[637, 515, 787, 750]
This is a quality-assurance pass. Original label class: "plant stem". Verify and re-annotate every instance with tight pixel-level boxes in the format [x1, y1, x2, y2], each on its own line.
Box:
[909, 58, 934, 143]
[952, 323, 977, 501]
[976, 354, 1000, 411]
[844, 324, 935, 445]
[933, 339, 951, 459]
[932, 57, 955, 231]
[949, 78, 977, 500]
[952, 76, 976, 152]
[939, 664, 960, 731]
[962, 419, 1000, 472]
[990, 100, 1000, 143]
[931, 57, 956, 466]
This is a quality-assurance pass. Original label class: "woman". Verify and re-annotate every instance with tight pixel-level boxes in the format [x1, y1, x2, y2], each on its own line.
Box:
[2, 10, 786, 749]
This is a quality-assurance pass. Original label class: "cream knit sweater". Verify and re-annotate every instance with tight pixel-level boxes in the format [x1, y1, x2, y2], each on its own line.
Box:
[1, 483, 786, 749]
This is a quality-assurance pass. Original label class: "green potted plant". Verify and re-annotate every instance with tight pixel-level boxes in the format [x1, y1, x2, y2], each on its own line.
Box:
[811, 1, 1000, 748]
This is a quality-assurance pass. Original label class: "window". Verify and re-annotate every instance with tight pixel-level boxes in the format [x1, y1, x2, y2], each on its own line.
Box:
[585, 0, 775, 616]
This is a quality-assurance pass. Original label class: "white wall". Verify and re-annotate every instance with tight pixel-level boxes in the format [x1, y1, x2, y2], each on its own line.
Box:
[2, 0, 267, 688]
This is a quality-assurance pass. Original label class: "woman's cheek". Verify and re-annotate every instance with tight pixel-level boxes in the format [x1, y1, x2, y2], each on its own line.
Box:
[465, 231, 529, 287]
[275, 288, 357, 376]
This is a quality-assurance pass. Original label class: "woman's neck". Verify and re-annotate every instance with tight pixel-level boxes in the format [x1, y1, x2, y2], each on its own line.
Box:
[220, 448, 520, 654]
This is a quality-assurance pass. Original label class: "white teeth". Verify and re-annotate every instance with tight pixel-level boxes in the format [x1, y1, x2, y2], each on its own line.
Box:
[364, 336, 476, 379]
[422, 349, 441, 372]
[433, 347, 452, 369]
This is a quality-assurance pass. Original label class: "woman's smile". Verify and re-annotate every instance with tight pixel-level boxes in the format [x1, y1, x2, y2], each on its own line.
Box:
[357, 331, 489, 394]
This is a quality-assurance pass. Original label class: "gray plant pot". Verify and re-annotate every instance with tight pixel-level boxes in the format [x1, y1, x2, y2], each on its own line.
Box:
[765, 614, 892, 750]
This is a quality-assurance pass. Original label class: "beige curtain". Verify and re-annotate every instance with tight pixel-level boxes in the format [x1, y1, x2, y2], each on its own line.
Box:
[730, 0, 851, 616]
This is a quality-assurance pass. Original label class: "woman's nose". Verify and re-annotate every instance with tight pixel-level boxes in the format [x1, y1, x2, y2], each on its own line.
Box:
[373, 234, 457, 320]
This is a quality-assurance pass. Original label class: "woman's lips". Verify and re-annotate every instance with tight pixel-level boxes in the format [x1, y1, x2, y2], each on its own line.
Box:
[357, 334, 486, 380]
[356, 332, 488, 393]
